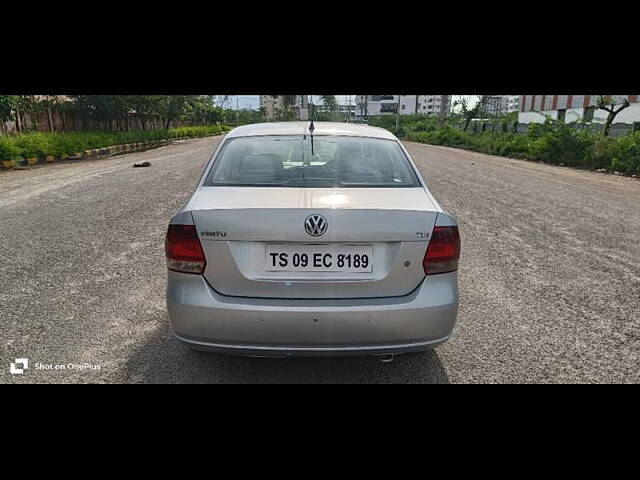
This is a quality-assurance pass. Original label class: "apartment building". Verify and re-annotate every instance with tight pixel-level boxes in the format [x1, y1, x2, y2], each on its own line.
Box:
[481, 95, 520, 116]
[316, 103, 357, 116]
[355, 95, 451, 116]
[518, 95, 640, 124]
[259, 95, 309, 120]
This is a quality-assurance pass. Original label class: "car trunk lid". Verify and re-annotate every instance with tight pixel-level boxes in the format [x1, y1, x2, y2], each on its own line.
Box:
[190, 187, 438, 299]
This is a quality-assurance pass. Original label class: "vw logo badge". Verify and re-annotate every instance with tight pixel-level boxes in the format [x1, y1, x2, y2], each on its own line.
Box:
[305, 214, 327, 237]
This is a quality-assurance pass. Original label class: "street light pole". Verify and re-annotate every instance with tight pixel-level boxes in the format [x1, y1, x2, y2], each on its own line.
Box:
[439, 95, 449, 126]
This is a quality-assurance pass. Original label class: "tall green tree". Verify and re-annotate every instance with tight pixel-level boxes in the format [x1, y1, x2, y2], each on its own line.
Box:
[215, 95, 232, 109]
[0, 96, 17, 134]
[596, 95, 631, 137]
[186, 96, 224, 125]
[160, 95, 189, 128]
[454, 95, 491, 131]
[12, 96, 38, 132]
[281, 95, 298, 120]
[71, 95, 131, 130]
[125, 95, 164, 130]
[0, 96, 16, 123]
[320, 95, 338, 112]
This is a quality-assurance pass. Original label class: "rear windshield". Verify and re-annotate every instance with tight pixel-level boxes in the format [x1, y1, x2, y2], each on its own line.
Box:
[205, 135, 419, 187]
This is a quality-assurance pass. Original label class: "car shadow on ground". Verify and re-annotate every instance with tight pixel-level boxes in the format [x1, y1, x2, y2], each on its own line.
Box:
[120, 321, 450, 384]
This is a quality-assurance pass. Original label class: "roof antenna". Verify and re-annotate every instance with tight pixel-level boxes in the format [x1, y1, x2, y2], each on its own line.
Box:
[308, 96, 315, 156]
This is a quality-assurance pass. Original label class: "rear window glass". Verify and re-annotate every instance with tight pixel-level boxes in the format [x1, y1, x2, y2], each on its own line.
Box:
[205, 135, 419, 187]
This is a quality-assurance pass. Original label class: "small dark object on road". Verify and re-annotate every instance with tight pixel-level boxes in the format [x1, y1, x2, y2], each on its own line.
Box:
[133, 161, 151, 168]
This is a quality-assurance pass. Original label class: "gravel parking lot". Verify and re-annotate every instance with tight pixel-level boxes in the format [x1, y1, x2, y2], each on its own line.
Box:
[2, 136, 638, 383]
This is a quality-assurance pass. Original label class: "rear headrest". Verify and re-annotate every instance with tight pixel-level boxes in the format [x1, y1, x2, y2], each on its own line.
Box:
[240, 154, 283, 170]
[335, 142, 363, 161]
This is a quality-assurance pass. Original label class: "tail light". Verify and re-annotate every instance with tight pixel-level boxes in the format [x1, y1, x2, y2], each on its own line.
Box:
[423, 226, 460, 275]
[165, 224, 206, 274]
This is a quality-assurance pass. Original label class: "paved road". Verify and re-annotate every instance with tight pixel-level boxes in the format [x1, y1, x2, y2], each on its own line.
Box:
[2, 136, 638, 383]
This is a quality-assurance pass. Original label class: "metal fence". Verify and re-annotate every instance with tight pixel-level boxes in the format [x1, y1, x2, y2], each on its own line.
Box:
[469, 121, 640, 137]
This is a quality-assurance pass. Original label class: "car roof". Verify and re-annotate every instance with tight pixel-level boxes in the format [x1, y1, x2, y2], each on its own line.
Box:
[225, 122, 397, 140]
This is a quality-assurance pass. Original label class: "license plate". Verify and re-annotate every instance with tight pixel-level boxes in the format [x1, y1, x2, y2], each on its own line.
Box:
[265, 244, 373, 273]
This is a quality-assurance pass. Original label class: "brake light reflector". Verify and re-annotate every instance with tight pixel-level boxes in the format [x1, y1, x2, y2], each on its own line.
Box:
[423, 226, 460, 275]
[165, 224, 206, 274]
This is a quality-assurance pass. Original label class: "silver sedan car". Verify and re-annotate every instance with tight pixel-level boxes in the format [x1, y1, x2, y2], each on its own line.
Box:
[165, 122, 460, 357]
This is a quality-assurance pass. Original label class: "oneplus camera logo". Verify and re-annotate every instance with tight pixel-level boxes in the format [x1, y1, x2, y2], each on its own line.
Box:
[10, 358, 28, 375]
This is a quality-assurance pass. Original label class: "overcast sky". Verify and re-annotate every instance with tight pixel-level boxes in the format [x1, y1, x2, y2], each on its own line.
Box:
[226, 95, 355, 110]
[226, 95, 474, 111]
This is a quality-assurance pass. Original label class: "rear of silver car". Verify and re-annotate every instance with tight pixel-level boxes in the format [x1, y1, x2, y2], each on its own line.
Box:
[165, 123, 460, 357]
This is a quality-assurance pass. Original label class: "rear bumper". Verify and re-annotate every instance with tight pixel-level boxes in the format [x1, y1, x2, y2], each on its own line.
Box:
[166, 271, 459, 357]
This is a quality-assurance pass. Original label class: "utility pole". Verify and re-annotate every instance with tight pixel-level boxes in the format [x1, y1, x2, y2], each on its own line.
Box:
[395, 95, 401, 131]
[439, 95, 449, 126]
[358, 95, 369, 122]
[236, 98, 239, 124]
[346, 95, 352, 123]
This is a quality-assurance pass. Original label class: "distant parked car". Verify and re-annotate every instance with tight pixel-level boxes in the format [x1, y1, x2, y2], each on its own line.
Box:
[165, 122, 460, 358]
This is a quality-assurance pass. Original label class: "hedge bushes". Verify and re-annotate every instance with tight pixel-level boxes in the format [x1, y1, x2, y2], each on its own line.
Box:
[406, 124, 640, 175]
[0, 125, 230, 163]
[0, 136, 21, 161]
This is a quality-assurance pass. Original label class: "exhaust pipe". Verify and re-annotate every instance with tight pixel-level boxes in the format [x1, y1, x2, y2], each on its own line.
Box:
[377, 354, 395, 363]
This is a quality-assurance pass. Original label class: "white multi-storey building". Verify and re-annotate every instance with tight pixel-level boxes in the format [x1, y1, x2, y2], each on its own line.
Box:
[316, 103, 357, 116]
[355, 95, 451, 117]
[481, 95, 520, 116]
[503, 95, 520, 113]
[259, 95, 309, 120]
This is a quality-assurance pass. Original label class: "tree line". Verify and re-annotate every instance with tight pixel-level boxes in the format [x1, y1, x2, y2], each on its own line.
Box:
[0, 95, 227, 134]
